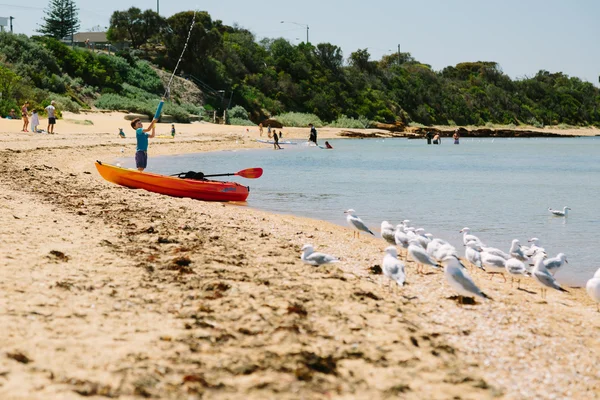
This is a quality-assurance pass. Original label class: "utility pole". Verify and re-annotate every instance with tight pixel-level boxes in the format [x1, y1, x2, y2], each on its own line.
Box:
[9, 16, 14, 33]
[157, 0, 159, 14]
[70, 2, 74, 48]
[397, 44, 401, 65]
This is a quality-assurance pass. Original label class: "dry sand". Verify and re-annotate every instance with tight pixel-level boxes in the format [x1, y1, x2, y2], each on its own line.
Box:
[0, 114, 599, 399]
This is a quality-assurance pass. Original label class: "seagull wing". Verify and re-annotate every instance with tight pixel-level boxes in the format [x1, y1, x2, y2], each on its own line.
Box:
[534, 269, 565, 291]
[306, 252, 339, 265]
[448, 266, 487, 300]
[350, 216, 374, 235]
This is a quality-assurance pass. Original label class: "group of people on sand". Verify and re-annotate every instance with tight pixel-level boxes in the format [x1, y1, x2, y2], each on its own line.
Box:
[425, 129, 460, 145]
[4, 100, 58, 134]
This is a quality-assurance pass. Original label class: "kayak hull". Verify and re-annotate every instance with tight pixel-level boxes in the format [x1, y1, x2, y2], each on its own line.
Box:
[95, 161, 249, 202]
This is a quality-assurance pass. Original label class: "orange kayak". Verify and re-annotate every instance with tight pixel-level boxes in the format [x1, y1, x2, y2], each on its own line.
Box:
[95, 161, 250, 202]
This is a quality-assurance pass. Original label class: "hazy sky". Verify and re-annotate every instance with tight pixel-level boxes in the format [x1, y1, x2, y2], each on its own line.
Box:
[1, 0, 598, 85]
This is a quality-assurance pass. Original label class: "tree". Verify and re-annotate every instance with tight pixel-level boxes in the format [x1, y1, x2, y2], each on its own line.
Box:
[38, 0, 80, 40]
[107, 8, 165, 49]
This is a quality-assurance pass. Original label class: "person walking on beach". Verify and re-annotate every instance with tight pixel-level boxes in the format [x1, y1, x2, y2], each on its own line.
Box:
[453, 130, 460, 145]
[273, 130, 282, 150]
[259, 122, 263, 137]
[21, 101, 29, 132]
[267, 124, 272, 138]
[433, 133, 441, 145]
[425, 131, 433, 145]
[171, 124, 176, 137]
[30, 109, 40, 133]
[308, 123, 318, 145]
[45, 101, 57, 134]
[131, 118, 157, 171]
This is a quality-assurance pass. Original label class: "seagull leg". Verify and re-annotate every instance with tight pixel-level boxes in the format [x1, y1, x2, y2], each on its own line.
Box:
[502, 274, 507, 283]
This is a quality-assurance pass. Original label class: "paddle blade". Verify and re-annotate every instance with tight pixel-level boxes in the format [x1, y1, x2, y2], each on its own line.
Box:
[236, 168, 263, 179]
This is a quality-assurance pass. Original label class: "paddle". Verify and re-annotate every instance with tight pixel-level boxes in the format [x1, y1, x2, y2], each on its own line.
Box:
[171, 168, 263, 180]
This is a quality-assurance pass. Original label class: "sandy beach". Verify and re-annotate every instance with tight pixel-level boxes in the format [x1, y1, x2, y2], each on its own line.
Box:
[1, 114, 599, 399]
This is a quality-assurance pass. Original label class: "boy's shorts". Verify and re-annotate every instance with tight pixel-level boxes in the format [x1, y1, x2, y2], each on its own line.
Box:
[135, 150, 148, 169]
[48, 117, 56, 125]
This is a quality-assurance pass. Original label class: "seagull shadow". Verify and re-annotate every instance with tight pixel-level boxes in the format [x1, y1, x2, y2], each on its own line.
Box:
[517, 288, 536, 295]
[447, 295, 477, 305]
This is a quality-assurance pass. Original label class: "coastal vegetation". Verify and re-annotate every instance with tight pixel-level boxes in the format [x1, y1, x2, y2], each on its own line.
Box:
[2, 7, 599, 128]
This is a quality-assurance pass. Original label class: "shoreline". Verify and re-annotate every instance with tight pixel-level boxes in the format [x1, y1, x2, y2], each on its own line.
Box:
[1, 118, 599, 399]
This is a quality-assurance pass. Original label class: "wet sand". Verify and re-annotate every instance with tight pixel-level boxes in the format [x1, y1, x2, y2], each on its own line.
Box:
[0, 115, 599, 399]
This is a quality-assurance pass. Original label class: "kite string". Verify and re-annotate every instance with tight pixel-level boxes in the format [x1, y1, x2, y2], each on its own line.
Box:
[163, 10, 197, 98]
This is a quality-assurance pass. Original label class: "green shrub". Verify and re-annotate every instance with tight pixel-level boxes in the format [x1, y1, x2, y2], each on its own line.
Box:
[181, 103, 204, 116]
[229, 105, 250, 120]
[273, 112, 323, 127]
[229, 117, 256, 126]
[49, 93, 81, 113]
[527, 117, 543, 129]
[329, 114, 371, 129]
[0, 99, 19, 118]
[408, 122, 426, 128]
[95, 94, 190, 122]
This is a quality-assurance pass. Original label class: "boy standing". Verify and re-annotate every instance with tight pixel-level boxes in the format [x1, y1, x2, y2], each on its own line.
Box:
[131, 118, 157, 171]
[45, 101, 57, 134]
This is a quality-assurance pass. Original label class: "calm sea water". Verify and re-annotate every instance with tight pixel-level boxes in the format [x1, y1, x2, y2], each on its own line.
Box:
[120, 137, 600, 286]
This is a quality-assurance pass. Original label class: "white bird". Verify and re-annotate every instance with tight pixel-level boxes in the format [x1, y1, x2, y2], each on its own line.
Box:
[443, 256, 491, 304]
[460, 227, 484, 246]
[509, 239, 529, 262]
[414, 228, 431, 248]
[531, 255, 569, 298]
[382, 246, 406, 289]
[394, 225, 410, 251]
[481, 252, 507, 281]
[427, 238, 449, 259]
[381, 221, 396, 245]
[465, 241, 484, 270]
[301, 244, 339, 266]
[548, 206, 571, 217]
[344, 209, 374, 238]
[481, 246, 510, 260]
[586, 268, 600, 312]
[505, 258, 528, 288]
[408, 239, 442, 274]
[543, 253, 568, 276]
[524, 238, 545, 259]
[432, 243, 458, 263]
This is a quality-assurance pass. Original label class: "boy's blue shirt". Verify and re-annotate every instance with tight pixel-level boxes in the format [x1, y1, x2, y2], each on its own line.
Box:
[136, 127, 149, 151]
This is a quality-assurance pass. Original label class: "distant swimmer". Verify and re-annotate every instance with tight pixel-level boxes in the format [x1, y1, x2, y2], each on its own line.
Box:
[325, 141, 333, 149]
[425, 131, 433, 145]
[453, 129, 460, 144]
[433, 133, 441, 145]
[273, 130, 282, 150]
[308, 123, 318, 145]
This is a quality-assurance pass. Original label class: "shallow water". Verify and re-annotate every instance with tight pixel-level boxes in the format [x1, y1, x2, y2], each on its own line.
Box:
[121, 137, 600, 286]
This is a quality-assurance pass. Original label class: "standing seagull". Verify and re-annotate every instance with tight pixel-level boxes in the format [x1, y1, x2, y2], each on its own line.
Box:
[408, 239, 442, 274]
[381, 221, 396, 245]
[443, 256, 491, 304]
[344, 209, 374, 238]
[531, 255, 569, 299]
[505, 258, 528, 288]
[301, 244, 339, 266]
[548, 206, 571, 217]
[382, 246, 406, 290]
[481, 252, 507, 281]
[524, 238, 545, 259]
[586, 268, 600, 312]
[460, 227, 484, 246]
[544, 253, 568, 276]
[465, 241, 485, 270]
[509, 239, 529, 262]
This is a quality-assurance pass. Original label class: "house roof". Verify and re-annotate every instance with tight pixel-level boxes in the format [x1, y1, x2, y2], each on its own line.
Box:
[72, 32, 108, 43]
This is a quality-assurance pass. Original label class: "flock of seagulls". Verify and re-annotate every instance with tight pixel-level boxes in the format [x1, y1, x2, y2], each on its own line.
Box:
[299, 208, 600, 311]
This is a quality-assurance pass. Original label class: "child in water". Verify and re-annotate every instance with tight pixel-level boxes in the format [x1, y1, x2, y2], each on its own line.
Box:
[273, 130, 282, 150]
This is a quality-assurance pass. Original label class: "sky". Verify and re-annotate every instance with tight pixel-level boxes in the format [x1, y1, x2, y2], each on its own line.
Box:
[1, 0, 598, 85]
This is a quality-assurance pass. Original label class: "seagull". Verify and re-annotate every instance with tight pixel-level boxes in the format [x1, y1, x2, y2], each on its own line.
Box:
[443, 256, 491, 304]
[414, 228, 431, 248]
[531, 255, 569, 298]
[586, 268, 600, 312]
[300, 244, 339, 266]
[544, 253, 568, 276]
[465, 241, 485, 270]
[505, 258, 528, 288]
[344, 209, 374, 238]
[481, 246, 510, 260]
[524, 238, 545, 259]
[481, 252, 507, 281]
[427, 238, 449, 259]
[548, 206, 571, 217]
[381, 221, 396, 245]
[460, 227, 484, 246]
[408, 239, 442, 274]
[382, 246, 406, 290]
[509, 239, 529, 262]
[432, 243, 458, 263]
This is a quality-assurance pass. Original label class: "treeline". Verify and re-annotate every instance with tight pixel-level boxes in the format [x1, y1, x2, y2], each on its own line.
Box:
[0, 33, 202, 121]
[107, 8, 600, 127]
